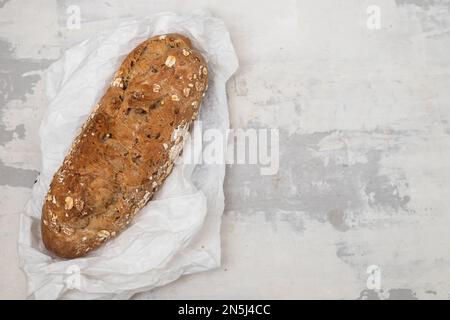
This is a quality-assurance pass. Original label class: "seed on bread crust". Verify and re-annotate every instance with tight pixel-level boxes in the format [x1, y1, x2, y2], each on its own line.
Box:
[97, 230, 110, 240]
[165, 55, 176, 68]
[64, 196, 73, 210]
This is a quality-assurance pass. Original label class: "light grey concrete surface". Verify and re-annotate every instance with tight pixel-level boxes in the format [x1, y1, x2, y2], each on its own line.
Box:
[1, 0, 450, 299]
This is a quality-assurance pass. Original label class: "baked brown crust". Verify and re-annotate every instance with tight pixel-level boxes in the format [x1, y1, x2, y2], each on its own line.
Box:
[41, 33, 208, 259]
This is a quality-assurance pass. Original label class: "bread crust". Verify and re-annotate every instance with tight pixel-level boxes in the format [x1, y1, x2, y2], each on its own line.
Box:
[41, 33, 208, 258]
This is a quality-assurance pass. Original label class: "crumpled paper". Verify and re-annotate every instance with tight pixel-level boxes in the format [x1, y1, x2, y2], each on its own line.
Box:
[18, 11, 238, 300]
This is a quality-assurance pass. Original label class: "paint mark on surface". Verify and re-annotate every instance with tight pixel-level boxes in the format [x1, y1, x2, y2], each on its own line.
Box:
[365, 171, 411, 212]
[224, 129, 411, 230]
[263, 210, 305, 232]
[0, 0, 10, 9]
[335, 241, 356, 258]
[0, 39, 53, 145]
[357, 288, 418, 300]
[357, 289, 381, 300]
[0, 159, 38, 187]
[335, 241, 369, 263]
[395, 0, 450, 36]
[327, 209, 349, 231]
[395, 0, 439, 10]
[387, 288, 418, 300]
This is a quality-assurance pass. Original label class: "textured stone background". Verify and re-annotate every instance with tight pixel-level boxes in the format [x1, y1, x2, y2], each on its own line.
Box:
[1, 0, 450, 299]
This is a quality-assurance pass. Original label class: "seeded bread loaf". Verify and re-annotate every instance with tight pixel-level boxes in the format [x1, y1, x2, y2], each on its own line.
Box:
[41, 33, 208, 259]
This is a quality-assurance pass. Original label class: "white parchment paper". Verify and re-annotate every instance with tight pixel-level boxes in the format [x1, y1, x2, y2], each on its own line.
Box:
[18, 11, 238, 299]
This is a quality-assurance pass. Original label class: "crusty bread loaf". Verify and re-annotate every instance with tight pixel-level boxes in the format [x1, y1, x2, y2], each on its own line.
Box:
[41, 33, 208, 259]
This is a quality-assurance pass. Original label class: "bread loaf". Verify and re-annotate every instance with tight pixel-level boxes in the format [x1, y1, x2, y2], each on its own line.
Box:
[41, 33, 208, 258]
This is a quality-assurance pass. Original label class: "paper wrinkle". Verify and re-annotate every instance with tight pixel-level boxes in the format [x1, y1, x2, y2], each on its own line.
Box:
[18, 12, 238, 300]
